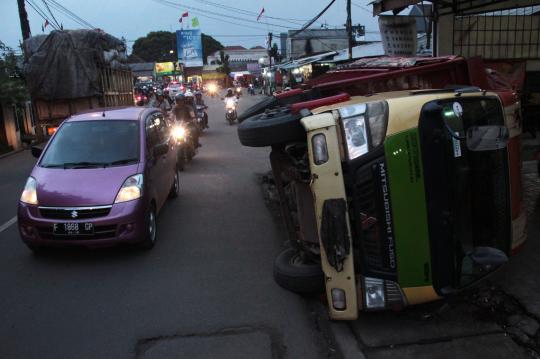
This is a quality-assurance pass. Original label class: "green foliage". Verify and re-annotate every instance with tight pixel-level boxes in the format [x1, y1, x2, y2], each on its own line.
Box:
[0, 41, 28, 104]
[201, 34, 223, 65]
[131, 31, 223, 65]
[217, 50, 231, 75]
[269, 43, 281, 62]
[132, 31, 177, 62]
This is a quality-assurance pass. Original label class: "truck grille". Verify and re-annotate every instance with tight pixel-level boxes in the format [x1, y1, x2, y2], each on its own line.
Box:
[39, 206, 112, 219]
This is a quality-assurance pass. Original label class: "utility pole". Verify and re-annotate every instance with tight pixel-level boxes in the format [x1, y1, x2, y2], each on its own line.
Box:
[346, 0, 353, 60]
[17, 0, 31, 40]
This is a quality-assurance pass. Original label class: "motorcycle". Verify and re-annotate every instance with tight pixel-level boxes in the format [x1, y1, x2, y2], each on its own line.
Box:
[172, 121, 198, 171]
[196, 105, 209, 133]
[235, 86, 242, 97]
[225, 98, 237, 125]
[207, 83, 218, 98]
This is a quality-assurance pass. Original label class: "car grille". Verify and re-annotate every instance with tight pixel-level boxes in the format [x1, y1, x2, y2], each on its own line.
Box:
[39, 206, 112, 219]
[36, 225, 117, 241]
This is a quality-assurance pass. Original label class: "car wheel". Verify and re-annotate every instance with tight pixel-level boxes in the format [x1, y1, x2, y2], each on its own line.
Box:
[273, 247, 325, 294]
[237, 107, 305, 147]
[168, 169, 180, 199]
[140, 205, 157, 250]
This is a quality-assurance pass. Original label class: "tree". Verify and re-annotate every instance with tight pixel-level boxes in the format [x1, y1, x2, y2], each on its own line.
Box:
[201, 34, 223, 65]
[132, 31, 177, 62]
[0, 41, 28, 104]
[131, 31, 223, 64]
[269, 43, 281, 63]
[216, 50, 231, 86]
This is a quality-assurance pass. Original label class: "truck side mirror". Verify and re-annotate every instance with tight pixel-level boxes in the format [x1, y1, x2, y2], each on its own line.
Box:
[468, 246, 508, 271]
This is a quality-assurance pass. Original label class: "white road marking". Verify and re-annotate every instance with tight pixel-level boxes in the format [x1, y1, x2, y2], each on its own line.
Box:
[0, 216, 17, 233]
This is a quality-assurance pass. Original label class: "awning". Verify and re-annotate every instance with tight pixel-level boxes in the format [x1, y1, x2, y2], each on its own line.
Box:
[275, 51, 337, 70]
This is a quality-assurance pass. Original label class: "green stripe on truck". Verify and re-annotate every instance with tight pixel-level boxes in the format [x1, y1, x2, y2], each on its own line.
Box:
[384, 129, 432, 288]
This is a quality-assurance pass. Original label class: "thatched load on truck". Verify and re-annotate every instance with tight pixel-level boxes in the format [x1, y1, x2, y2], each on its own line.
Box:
[23, 29, 133, 127]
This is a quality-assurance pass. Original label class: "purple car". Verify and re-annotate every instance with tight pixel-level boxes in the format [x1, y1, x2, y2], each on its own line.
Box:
[18, 107, 179, 251]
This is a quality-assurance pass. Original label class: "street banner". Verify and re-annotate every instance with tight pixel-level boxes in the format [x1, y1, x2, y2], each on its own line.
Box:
[176, 29, 204, 68]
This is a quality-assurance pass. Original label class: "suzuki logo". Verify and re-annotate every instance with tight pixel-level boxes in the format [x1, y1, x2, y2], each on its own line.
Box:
[71, 210, 78, 218]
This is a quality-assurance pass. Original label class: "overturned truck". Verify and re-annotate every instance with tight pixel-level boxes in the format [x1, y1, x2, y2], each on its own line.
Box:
[238, 56, 527, 320]
[24, 29, 133, 136]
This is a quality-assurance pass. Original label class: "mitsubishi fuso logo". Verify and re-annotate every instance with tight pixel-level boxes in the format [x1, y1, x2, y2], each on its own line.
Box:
[71, 210, 78, 218]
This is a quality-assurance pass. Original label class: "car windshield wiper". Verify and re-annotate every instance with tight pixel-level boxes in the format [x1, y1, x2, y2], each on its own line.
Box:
[62, 162, 107, 169]
[40, 163, 64, 168]
[105, 158, 139, 167]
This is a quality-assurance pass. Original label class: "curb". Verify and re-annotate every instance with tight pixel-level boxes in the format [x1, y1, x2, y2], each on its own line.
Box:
[0, 148, 25, 161]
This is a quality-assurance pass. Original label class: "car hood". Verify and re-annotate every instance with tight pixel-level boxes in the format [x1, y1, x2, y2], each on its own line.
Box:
[32, 164, 140, 207]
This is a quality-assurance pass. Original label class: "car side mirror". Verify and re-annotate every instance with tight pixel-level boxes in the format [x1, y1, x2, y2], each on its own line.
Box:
[466, 125, 509, 151]
[31, 145, 43, 158]
[153, 143, 169, 157]
[468, 246, 508, 271]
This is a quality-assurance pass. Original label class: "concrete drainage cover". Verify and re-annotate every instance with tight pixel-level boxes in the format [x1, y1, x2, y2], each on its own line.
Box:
[137, 327, 277, 359]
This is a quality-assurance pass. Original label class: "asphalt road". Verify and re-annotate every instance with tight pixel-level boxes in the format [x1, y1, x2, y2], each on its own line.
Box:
[0, 94, 331, 359]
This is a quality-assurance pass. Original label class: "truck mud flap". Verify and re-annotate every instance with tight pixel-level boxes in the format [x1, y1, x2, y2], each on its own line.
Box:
[320, 199, 350, 272]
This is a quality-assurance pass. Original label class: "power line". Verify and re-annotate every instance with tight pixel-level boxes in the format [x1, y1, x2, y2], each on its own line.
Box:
[45, 0, 95, 29]
[351, 1, 373, 14]
[41, 0, 60, 28]
[25, 0, 59, 30]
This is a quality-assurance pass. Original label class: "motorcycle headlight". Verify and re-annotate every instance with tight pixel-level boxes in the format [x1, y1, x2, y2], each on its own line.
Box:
[172, 125, 186, 140]
[364, 277, 385, 310]
[339, 101, 388, 160]
[115, 174, 143, 203]
[20, 176, 38, 205]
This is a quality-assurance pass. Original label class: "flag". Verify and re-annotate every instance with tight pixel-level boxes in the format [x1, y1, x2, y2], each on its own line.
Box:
[42, 19, 49, 32]
[257, 7, 265, 21]
[178, 11, 189, 23]
[191, 17, 199, 28]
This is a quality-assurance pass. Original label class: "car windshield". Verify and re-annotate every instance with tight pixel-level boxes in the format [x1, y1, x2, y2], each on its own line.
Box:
[40, 120, 140, 169]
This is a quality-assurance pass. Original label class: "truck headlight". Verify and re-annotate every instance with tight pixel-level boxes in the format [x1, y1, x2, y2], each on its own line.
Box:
[115, 174, 143, 203]
[339, 101, 388, 160]
[364, 277, 385, 310]
[312, 134, 329, 165]
[20, 177, 38, 205]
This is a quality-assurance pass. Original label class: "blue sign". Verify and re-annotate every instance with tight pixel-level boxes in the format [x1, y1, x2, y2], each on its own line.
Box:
[176, 29, 203, 68]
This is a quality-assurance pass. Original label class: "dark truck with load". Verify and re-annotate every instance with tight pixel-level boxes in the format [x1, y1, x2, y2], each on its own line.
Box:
[238, 56, 526, 320]
[23, 29, 134, 137]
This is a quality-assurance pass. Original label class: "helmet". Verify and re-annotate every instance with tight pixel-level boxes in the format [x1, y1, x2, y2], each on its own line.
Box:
[226, 88, 233, 96]
[194, 91, 202, 98]
[156, 89, 163, 96]
[175, 93, 185, 102]
[185, 90, 193, 98]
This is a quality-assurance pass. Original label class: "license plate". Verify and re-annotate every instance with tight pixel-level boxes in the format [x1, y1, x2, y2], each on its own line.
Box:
[53, 222, 94, 236]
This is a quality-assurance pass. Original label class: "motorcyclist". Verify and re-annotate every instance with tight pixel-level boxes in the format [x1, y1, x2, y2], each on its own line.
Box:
[194, 91, 209, 129]
[154, 90, 171, 114]
[224, 88, 236, 99]
[147, 88, 157, 107]
[172, 93, 200, 147]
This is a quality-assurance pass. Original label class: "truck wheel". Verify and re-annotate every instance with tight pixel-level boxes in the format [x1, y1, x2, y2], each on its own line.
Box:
[273, 247, 325, 294]
[238, 96, 278, 122]
[237, 107, 305, 147]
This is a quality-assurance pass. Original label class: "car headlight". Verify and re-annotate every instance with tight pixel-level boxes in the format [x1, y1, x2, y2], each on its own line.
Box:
[115, 174, 143, 203]
[339, 101, 389, 160]
[364, 277, 386, 310]
[20, 176, 38, 205]
[172, 125, 186, 140]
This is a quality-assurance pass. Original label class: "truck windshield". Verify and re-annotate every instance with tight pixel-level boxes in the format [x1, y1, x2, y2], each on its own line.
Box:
[40, 120, 140, 169]
[419, 97, 511, 291]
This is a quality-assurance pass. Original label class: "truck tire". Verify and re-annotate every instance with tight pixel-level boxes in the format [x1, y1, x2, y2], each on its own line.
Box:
[273, 248, 325, 294]
[237, 107, 305, 147]
[238, 96, 278, 122]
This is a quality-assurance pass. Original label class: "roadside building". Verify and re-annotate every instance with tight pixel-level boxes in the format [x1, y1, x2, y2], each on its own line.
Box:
[206, 46, 268, 68]
[128, 62, 154, 83]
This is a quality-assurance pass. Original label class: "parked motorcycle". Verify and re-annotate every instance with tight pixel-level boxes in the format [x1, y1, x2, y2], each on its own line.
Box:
[225, 98, 238, 125]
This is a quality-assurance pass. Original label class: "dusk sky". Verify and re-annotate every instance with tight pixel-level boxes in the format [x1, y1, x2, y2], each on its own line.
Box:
[0, 0, 380, 52]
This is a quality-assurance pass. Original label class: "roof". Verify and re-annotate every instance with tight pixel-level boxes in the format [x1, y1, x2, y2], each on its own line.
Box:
[223, 46, 247, 51]
[329, 42, 385, 62]
[68, 107, 153, 122]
